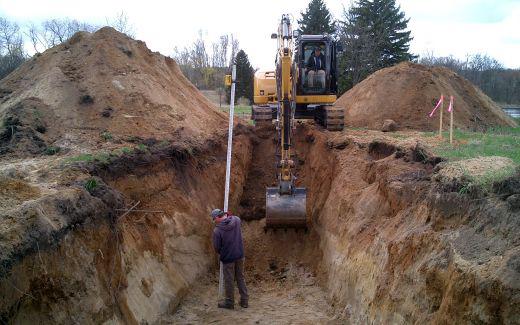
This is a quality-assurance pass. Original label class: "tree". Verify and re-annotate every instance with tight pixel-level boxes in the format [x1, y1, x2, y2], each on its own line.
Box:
[228, 50, 255, 103]
[0, 17, 26, 79]
[298, 0, 335, 34]
[419, 53, 520, 105]
[106, 11, 135, 37]
[337, 0, 415, 92]
[172, 33, 240, 93]
[229, 34, 239, 67]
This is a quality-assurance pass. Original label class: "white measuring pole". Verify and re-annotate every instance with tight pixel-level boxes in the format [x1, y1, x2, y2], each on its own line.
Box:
[219, 64, 236, 298]
[224, 64, 236, 213]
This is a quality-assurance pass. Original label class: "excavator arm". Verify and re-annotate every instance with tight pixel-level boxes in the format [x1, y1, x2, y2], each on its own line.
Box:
[265, 15, 307, 229]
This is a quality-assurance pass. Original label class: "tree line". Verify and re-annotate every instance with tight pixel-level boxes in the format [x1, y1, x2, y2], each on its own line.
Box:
[0, 12, 134, 80]
[418, 53, 520, 105]
[299, 0, 519, 104]
[171, 32, 255, 105]
[2, 2, 518, 106]
[172, 32, 239, 91]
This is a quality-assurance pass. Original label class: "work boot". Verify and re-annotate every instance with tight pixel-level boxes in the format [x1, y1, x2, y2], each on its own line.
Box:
[240, 300, 248, 308]
[218, 301, 234, 310]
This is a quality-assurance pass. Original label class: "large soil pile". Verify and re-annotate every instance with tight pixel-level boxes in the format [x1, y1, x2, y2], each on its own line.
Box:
[0, 27, 224, 158]
[336, 62, 517, 131]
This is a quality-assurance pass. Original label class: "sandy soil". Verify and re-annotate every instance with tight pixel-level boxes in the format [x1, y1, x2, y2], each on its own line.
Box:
[165, 218, 344, 325]
[336, 62, 517, 131]
[0, 27, 225, 159]
[164, 270, 343, 325]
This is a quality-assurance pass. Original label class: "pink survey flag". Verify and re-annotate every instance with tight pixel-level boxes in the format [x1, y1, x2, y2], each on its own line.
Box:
[429, 95, 444, 117]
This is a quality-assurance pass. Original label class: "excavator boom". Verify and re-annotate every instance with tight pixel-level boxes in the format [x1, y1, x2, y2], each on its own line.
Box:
[265, 15, 307, 229]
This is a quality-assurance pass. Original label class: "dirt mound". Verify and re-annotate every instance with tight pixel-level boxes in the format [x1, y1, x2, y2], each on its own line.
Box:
[0, 27, 224, 158]
[336, 62, 517, 131]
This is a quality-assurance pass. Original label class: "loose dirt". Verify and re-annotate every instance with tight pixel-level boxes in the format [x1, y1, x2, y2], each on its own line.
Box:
[165, 274, 341, 324]
[336, 62, 517, 131]
[0, 27, 225, 158]
[1, 26, 518, 325]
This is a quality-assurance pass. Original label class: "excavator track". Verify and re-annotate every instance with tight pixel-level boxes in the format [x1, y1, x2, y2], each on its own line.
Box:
[252, 105, 274, 125]
[315, 105, 344, 131]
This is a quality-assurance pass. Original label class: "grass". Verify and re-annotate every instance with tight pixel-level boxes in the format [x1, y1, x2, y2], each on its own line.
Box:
[431, 126, 520, 165]
[220, 105, 251, 113]
[43, 146, 60, 155]
[65, 152, 111, 164]
[457, 165, 516, 195]
[84, 178, 98, 192]
[100, 131, 113, 141]
[64, 143, 152, 165]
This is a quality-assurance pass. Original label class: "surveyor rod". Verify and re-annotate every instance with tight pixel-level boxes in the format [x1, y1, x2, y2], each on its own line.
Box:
[219, 64, 236, 298]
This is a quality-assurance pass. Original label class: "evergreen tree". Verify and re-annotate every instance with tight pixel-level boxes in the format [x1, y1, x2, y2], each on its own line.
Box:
[298, 0, 335, 34]
[227, 50, 255, 103]
[337, 0, 415, 92]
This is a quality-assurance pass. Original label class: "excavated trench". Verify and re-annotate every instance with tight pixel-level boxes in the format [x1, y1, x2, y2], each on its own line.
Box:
[165, 124, 341, 324]
[1, 122, 518, 324]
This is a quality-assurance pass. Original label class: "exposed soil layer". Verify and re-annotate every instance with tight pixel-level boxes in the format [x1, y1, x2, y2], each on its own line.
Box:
[336, 62, 517, 131]
[236, 125, 278, 220]
[0, 129, 253, 324]
[167, 125, 343, 324]
[0, 27, 224, 158]
[0, 28, 518, 325]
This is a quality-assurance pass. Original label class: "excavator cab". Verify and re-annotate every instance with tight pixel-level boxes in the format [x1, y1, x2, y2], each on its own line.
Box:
[300, 42, 329, 93]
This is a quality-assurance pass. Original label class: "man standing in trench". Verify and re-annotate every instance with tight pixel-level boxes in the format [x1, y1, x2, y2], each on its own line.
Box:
[211, 208, 249, 309]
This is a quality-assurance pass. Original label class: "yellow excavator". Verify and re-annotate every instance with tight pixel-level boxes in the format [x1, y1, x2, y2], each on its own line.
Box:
[255, 14, 344, 229]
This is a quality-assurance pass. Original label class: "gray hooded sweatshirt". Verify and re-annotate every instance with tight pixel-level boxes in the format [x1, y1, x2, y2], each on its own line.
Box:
[212, 215, 244, 264]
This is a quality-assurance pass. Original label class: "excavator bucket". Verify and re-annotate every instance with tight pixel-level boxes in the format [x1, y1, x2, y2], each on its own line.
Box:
[265, 187, 307, 229]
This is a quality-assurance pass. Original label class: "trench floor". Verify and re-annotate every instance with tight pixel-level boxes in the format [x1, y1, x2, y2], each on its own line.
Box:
[163, 220, 344, 324]
[163, 275, 342, 324]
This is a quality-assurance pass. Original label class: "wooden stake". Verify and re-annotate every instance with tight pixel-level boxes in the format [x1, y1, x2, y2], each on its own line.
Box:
[439, 97, 444, 138]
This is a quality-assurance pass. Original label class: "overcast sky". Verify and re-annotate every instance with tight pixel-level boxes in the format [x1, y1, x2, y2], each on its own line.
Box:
[1, 0, 519, 70]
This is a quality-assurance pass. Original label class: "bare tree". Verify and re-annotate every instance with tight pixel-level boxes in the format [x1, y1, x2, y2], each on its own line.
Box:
[190, 30, 209, 69]
[106, 11, 135, 37]
[25, 23, 44, 53]
[0, 17, 23, 56]
[172, 32, 241, 92]
[229, 34, 239, 67]
[419, 52, 520, 104]
[25, 18, 98, 52]
[0, 17, 25, 79]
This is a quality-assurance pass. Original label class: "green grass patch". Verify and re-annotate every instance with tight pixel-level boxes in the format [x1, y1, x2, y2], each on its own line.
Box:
[65, 152, 111, 164]
[432, 126, 520, 165]
[100, 131, 113, 141]
[84, 178, 98, 192]
[220, 105, 251, 114]
[43, 146, 60, 155]
[458, 165, 516, 194]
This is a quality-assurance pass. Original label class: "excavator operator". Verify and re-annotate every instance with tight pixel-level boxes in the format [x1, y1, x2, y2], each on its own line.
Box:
[306, 47, 325, 88]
